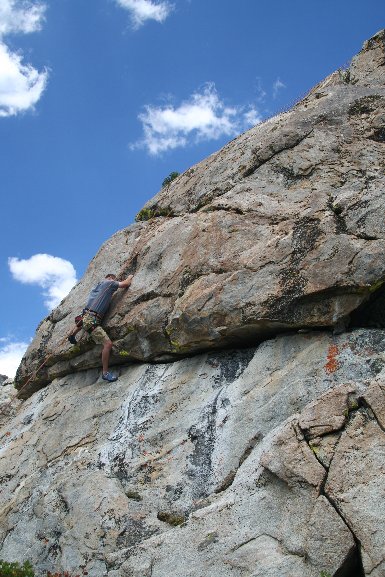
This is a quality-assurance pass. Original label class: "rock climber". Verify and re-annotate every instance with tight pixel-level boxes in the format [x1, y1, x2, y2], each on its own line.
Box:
[68, 273, 133, 382]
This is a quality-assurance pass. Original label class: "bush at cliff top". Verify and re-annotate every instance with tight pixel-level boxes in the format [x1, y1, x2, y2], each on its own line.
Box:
[162, 171, 179, 187]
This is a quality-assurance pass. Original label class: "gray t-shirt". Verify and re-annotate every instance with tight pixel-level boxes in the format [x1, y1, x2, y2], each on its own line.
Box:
[85, 280, 119, 317]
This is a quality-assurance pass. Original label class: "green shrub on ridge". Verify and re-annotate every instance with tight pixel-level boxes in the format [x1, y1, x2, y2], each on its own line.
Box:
[162, 171, 180, 187]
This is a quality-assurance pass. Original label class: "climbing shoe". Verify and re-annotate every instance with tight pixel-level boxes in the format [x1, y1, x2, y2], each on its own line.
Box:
[102, 372, 118, 383]
[68, 335, 77, 345]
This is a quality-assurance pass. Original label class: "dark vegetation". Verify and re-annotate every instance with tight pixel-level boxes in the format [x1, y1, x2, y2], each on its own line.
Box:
[161, 171, 180, 187]
[0, 559, 86, 577]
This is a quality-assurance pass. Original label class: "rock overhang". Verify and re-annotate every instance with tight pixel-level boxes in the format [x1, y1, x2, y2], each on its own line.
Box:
[15, 30, 385, 399]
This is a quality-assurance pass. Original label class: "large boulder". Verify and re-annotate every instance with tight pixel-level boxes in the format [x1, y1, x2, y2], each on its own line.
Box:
[15, 30, 385, 399]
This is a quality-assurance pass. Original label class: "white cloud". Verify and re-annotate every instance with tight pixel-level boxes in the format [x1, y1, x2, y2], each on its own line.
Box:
[0, 337, 30, 379]
[0, 41, 47, 116]
[132, 83, 262, 155]
[0, 0, 46, 36]
[115, 0, 173, 28]
[0, 1, 48, 117]
[272, 77, 286, 99]
[8, 253, 77, 310]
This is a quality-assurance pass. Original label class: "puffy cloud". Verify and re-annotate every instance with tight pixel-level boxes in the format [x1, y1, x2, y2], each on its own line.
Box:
[115, 0, 173, 28]
[8, 253, 77, 310]
[132, 83, 262, 155]
[0, 1, 48, 117]
[0, 337, 30, 379]
[0, 0, 46, 36]
[0, 41, 48, 116]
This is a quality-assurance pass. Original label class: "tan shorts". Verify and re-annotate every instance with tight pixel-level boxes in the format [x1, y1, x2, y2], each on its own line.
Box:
[82, 312, 111, 345]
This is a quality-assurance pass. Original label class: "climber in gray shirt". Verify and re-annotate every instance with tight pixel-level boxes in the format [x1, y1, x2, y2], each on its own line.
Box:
[68, 273, 133, 382]
[85, 278, 121, 317]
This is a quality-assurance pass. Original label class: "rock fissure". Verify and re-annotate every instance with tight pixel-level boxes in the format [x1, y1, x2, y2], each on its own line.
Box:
[241, 128, 315, 178]
[215, 433, 262, 494]
[358, 396, 385, 434]
[129, 290, 174, 307]
[300, 398, 368, 577]
[351, 232, 381, 241]
[229, 534, 274, 553]
[199, 205, 246, 216]
[322, 487, 366, 577]
[43, 435, 96, 465]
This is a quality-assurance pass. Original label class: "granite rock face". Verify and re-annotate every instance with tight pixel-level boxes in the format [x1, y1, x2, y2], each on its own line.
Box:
[2, 329, 385, 576]
[14, 30, 385, 398]
[2, 30, 385, 577]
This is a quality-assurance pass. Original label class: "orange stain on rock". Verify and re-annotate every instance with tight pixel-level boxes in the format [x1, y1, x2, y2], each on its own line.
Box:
[325, 344, 340, 373]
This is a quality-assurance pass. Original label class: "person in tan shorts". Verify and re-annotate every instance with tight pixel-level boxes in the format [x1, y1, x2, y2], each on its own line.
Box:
[68, 273, 133, 382]
[82, 314, 111, 345]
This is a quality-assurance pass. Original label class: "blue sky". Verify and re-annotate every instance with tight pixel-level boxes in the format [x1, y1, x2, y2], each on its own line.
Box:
[0, 0, 383, 377]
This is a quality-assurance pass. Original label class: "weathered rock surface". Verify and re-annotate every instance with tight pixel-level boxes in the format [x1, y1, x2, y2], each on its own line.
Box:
[2, 30, 385, 577]
[15, 30, 385, 398]
[0, 379, 20, 430]
[2, 329, 385, 576]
